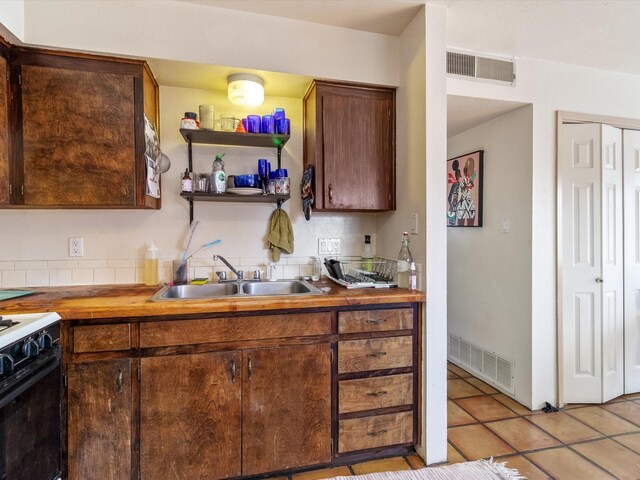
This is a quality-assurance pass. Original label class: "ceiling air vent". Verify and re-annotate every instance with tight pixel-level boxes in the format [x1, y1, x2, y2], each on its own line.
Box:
[447, 49, 515, 86]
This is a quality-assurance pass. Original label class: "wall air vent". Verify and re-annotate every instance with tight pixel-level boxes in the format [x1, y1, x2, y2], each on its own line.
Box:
[447, 49, 516, 86]
[448, 332, 515, 394]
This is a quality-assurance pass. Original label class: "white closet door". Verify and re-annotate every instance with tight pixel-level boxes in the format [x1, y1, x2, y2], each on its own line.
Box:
[624, 129, 640, 394]
[560, 123, 603, 403]
[600, 125, 624, 402]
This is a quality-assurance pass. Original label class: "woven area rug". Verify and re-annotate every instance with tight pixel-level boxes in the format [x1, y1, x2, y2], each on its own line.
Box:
[334, 460, 525, 480]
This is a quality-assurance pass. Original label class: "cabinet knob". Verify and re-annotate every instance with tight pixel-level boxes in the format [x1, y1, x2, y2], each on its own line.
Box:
[366, 319, 387, 325]
[595, 277, 604, 283]
[366, 390, 388, 397]
[248, 358, 253, 380]
[367, 429, 388, 437]
[328, 184, 334, 205]
[117, 369, 123, 393]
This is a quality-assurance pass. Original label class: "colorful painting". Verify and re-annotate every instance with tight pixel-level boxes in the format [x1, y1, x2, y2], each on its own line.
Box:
[446, 150, 483, 227]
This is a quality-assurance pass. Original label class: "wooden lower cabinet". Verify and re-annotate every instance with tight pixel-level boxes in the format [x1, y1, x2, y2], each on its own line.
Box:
[66, 358, 133, 480]
[140, 351, 242, 480]
[242, 344, 332, 475]
[65, 303, 419, 479]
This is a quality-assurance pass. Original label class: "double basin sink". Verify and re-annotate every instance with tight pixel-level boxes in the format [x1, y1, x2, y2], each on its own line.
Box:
[151, 279, 322, 301]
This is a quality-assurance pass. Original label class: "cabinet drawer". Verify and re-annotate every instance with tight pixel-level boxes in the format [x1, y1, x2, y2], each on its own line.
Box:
[338, 336, 412, 373]
[338, 411, 413, 453]
[73, 324, 131, 353]
[140, 313, 331, 348]
[339, 373, 413, 413]
[338, 309, 412, 334]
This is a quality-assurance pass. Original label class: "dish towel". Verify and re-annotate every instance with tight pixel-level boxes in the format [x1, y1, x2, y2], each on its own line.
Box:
[300, 164, 314, 220]
[266, 208, 294, 261]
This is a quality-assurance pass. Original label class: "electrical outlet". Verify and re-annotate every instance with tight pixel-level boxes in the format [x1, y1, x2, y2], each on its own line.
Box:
[69, 237, 84, 257]
[410, 213, 419, 235]
[318, 238, 342, 255]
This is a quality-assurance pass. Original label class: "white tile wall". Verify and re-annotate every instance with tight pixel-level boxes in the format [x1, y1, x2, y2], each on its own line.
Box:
[0, 257, 419, 288]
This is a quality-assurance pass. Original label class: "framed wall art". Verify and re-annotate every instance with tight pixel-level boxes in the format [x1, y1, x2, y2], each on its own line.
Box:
[446, 150, 483, 227]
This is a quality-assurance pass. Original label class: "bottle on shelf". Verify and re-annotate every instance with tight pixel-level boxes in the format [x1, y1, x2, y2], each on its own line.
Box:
[181, 168, 192, 193]
[408, 261, 417, 291]
[211, 153, 226, 193]
[396, 232, 413, 289]
[144, 241, 159, 286]
[362, 235, 373, 272]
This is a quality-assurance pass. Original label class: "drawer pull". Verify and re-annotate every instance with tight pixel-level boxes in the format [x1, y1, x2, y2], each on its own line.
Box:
[117, 369, 123, 394]
[367, 351, 387, 359]
[366, 390, 388, 397]
[230, 360, 237, 383]
[366, 319, 387, 325]
[367, 429, 388, 437]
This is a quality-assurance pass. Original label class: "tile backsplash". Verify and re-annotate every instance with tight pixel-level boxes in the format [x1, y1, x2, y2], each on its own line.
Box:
[0, 257, 319, 288]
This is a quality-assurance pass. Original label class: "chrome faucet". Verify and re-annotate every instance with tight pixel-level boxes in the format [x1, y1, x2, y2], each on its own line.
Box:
[213, 255, 243, 281]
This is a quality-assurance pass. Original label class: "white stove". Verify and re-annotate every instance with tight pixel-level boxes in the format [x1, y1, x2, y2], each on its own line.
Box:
[0, 311, 61, 349]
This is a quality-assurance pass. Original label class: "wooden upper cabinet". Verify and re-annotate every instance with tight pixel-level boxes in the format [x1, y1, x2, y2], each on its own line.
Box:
[304, 80, 395, 211]
[9, 47, 159, 208]
[242, 344, 332, 475]
[0, 41, 9, 205]
[66, 359, 133, 480]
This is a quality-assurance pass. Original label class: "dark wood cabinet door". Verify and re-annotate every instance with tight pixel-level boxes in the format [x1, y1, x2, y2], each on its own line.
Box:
[67, 359, 132, 480]
[242, 344, 331, 475]
[322, 91, 394, 210]
[140, 351, 242, 480]
[0, 44, 9, 205]
[20, 64, 136, 206]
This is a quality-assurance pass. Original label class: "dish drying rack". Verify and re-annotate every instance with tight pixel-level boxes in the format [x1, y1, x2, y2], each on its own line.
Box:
[323, 256, 397, 289]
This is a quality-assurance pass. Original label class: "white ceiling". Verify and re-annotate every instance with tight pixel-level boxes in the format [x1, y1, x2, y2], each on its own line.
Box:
[173, 0, 425, 36]
[447, 96, 528, 138]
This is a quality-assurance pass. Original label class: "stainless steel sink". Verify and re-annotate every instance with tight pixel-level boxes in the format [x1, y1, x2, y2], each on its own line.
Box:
[241, 280, 320, 296]
[150, 279, 322, 301]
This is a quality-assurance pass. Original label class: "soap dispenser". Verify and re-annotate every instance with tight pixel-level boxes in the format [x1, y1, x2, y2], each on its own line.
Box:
[144, 241, 159, 286]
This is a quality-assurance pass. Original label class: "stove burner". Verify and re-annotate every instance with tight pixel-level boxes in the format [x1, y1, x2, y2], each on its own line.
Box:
[0, 317, 18, 330]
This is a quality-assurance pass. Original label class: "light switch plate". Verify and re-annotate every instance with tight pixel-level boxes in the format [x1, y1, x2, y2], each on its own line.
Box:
[410, 213, 418, 235]
[318, 238, 341, 255]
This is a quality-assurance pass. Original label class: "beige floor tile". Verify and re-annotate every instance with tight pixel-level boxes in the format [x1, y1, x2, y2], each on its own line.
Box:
[573, 438, 640, 480]
[404, 453, 426, 469]
[293, 468, 351, 480]
[351, 457, 410, 475]
[485, 417, 561, 452]
[563, 403, 593, 410]
[603, 401, 640, 426]
[448, 400, 477, 426]
[447, 364, 473, 378]
[448, 424, 515, 460]
[447, 370, 458, 379]
[500, 455, 551, 480]
[455, 395, 518, 422]
[624, 392, 640, 400]
[614, 433, 640, 454]
[464, 377, 499, 394]
[447, 379, 483, 399]
[526, 412, 602, 443]
[492, 393, 533, 416]
[447, 443, 466, 463]
[565, 405, 639, 435]
[526, 447, 615, 479]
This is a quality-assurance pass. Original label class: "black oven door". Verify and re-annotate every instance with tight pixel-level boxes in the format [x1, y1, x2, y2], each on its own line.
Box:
[0, 347, 61, 480]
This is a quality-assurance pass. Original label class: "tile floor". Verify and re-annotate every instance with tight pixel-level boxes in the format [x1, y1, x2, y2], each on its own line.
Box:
[290, 362, 640, 480]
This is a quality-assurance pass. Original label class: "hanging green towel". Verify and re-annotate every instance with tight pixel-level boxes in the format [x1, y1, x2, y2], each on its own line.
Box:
[267, 208, 294, 262]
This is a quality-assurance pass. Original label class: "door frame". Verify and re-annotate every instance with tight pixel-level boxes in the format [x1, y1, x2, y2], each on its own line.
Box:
[556, 111, 640, 407]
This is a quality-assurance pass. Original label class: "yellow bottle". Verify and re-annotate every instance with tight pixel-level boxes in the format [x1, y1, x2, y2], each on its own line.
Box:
[144, 241, 159, 286]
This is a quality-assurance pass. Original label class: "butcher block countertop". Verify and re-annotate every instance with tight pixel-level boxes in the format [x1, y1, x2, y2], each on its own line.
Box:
[0, 281, 425, 321]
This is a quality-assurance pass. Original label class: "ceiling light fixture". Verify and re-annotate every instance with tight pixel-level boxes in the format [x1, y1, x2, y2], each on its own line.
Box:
[227, 73, 265, 106]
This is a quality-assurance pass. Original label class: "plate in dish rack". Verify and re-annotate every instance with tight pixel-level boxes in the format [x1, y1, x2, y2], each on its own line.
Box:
[227, 188, 263, 195]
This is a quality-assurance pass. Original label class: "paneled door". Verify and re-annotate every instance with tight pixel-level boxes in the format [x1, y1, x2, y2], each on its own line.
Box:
[623, 129, 640, 394]
[559, 123, 624, 404]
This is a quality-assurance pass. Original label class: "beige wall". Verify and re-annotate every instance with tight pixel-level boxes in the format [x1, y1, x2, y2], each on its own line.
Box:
[447, 104, 534, 407]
